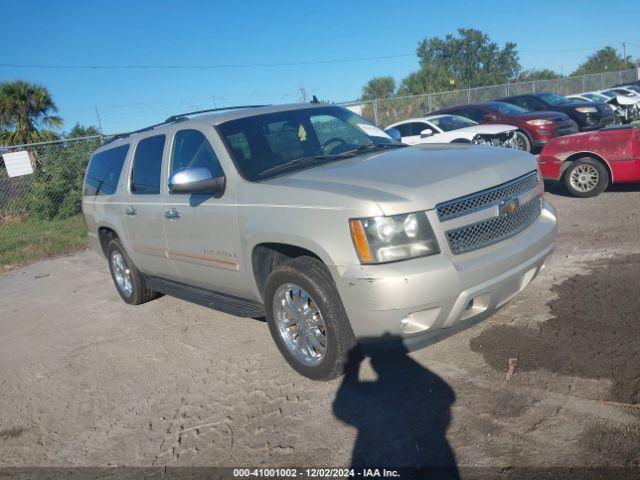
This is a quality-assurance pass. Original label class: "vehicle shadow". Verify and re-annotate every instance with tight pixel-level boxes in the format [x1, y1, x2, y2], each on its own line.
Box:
[332, 334, 459, 479]
[544, 181, 640, 198]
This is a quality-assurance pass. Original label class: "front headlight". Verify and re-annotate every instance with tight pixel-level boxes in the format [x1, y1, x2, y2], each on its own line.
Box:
[575, 106, 597, 113]
[349, 212, 440, 264]
[526, 119, 552, 126]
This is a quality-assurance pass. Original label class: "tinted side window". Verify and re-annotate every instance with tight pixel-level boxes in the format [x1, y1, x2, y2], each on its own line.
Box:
[409, 122, 429, 135]
[394, 123, 411, 137]
[171, 129, 224, 178]
[509, 97, 527, 109]
[84, 144, 129, 196]
[522, 97, 545, 111]
[131, 135, 165, 195]
[464, 108, 487, 122]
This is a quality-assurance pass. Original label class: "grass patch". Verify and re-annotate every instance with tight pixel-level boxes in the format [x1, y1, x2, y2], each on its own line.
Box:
[0, 215, 87, 271]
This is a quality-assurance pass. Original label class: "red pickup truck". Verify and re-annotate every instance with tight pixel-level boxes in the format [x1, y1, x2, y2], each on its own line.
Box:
[538, 125, 640, 197]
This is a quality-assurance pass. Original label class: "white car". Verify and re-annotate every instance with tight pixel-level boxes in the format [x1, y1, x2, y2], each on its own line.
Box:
[600, 87, 640, 98]
[568, 91, 640, 123]
[385, 115, 519, 149]
[567, 93, 611, 103]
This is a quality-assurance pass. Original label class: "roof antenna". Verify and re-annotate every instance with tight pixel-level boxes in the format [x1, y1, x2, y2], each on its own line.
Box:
[311, 95, 319, 104]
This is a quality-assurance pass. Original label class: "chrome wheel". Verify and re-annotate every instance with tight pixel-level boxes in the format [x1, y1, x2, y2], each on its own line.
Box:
[513, 134, 525, 151]
[273, 283, 327, 366]
[569, 164, 599, 193]
[111, 250, 133, 297]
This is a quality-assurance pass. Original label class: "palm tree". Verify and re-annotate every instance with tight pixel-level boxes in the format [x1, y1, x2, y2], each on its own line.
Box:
[0, 80, 63, 145]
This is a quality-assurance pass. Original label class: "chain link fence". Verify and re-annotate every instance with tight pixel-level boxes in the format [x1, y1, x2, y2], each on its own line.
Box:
[0, 68, 638, 270]
[0, 135, 104, 269]
[341, 69, 639, 126]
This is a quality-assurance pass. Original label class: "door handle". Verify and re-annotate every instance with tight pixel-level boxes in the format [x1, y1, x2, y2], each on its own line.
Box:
[125, 206, 137, 216]
[164, 208, 180, 220]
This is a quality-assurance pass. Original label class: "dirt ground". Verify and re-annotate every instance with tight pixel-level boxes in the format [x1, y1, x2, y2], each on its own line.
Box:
[1, 183, 639, 474]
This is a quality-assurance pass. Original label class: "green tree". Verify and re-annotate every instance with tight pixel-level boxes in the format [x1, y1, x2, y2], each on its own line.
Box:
[66, 123, 100, 139]
[397, 64, 454, 96]
[516, 69, 561, 81]
[27, 124, 102, 220]
[0, 80, 62, 145]
[416, 28, 520, 89]
[361, 76, 396, 100]
[572, 47, 632, 75]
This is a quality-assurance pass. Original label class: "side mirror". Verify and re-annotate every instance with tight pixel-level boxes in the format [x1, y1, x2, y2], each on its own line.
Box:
[168, 167, 225, 195]
[483, 113, 498, 121]
[385, 128, 402, 141]
[420, 128, 434, 137]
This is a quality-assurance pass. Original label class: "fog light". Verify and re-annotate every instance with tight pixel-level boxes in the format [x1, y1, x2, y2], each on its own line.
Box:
[400, 307, 441, 334]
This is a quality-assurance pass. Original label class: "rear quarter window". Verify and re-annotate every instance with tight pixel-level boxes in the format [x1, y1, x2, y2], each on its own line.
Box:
[83, 144, 130, 196]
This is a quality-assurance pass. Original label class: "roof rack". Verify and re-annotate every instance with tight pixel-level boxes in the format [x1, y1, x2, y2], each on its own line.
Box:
[105, 104, 268, 144]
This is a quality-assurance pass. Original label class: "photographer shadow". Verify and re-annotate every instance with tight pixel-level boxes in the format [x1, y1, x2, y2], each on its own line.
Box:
[332, 334, 459, 479]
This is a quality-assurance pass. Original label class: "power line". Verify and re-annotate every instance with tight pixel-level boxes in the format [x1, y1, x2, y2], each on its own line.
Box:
[0, 45, 625, 72]
[0, 53, 415, 70]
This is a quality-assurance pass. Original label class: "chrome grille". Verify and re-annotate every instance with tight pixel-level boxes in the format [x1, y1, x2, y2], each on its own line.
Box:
[436, 171, 538, 221]
[446, 196, 543, 255]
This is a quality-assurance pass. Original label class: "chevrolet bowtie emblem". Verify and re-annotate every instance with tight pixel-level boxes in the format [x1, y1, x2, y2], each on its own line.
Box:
[498, 197, 519, 216]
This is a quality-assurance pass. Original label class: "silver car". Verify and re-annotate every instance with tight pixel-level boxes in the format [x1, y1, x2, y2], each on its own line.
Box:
[82, 103, 557, 380]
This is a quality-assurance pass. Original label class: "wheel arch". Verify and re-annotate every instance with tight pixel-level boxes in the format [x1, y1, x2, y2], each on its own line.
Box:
[97, 225, 122, 257]
[515, 128, 533, 144]
[562, 151, 614, 183]
[251, 242, 327, 301]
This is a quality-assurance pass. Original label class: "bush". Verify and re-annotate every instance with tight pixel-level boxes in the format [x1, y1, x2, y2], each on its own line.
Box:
[25, 137, 100, 220]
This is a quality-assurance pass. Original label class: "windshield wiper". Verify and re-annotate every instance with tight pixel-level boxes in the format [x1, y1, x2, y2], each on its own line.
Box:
[347, 142, 407, 155]
[258, 153, 356, 177]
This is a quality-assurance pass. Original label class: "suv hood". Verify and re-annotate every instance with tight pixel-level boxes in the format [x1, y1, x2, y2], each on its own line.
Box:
[266, 144, 538, 216]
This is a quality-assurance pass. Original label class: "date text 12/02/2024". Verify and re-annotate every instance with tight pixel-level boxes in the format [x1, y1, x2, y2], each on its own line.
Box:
[232, 468, 401, 478]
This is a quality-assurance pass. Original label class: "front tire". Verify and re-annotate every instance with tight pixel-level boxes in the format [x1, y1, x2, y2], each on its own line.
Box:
[513, 131, 531, 152]
[264, 256, 357, 381]
[563, 157, 609, 198]
[106, 239, 158, 305]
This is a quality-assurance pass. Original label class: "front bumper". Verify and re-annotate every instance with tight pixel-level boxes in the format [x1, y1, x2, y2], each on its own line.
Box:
[334, 200, 557, 350]
[577, 113, 614, 131]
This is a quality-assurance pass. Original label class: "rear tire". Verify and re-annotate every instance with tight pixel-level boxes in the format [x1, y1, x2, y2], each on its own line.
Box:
[563, 157, 609, 198]
[264, 256, 357, 381]
[106, 239, 158, 305]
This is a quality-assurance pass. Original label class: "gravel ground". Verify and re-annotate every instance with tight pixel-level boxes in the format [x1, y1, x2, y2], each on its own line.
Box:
[0, 184, 639, 474]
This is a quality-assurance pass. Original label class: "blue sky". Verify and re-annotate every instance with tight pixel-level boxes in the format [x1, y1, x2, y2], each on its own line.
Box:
[2, 0, 639, 134]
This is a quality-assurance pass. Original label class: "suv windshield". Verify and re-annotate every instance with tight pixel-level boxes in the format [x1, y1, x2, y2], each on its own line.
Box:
[428, 115, 477, 132]
[487, 102, 528, 115]
[537, 92, 570, 106]
[217, 106, 400, 180]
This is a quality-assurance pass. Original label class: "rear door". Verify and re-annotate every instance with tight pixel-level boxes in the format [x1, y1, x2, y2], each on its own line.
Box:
[162, 127, 244, 296]
[122, 134, 177, 278]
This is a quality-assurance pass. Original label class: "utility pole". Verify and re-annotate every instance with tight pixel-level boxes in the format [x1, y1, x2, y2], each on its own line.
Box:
[94, 106, 103, 134]
[623, 41, 628, 68]
[298, 86, 308, 103]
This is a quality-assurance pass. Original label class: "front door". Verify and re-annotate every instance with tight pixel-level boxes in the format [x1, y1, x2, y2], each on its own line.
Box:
[162, 128, 244, 296]
[400, 122, 432, 145]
